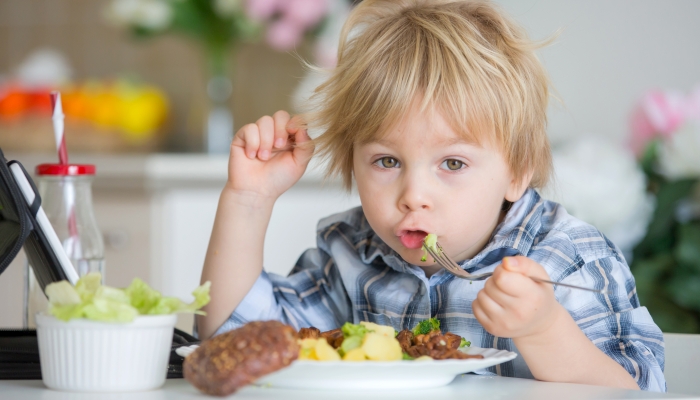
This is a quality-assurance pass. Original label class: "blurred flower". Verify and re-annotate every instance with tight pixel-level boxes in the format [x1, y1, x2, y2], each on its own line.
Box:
[245, 0, 279, 21]
[15, 48, 72, 88]
[106, 0, 338, 64]
[281, 0, 329, 30]
[106, 0, 172, 31]
[266, 18, 305, 51]
[627, 85, 700, 334]
[254, 0, 331, 51]
[657, 120, 700, 179]
[214, 0, 243, 18]
[541, 136, 653, 257]
[628, 88, 700, 157]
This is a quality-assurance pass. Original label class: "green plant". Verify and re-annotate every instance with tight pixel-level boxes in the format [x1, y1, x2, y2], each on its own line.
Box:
[631, 141, 700, 333]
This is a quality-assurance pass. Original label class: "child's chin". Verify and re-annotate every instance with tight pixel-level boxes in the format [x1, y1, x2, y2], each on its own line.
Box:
[402, 252, 431, 266]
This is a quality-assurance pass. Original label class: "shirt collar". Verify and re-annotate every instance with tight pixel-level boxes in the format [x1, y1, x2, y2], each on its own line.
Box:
[321, 188, 544, 275]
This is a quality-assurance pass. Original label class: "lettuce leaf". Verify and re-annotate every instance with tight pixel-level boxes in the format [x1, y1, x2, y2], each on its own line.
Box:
[45, 273, 210, 322]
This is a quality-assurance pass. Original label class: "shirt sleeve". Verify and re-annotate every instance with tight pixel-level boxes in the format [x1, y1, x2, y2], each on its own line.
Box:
[556, 256, 666, 392]
[214, 246, 352, 336]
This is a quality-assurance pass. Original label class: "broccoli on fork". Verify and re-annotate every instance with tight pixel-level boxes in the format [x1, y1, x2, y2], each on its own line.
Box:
[420, 233, 439, 262]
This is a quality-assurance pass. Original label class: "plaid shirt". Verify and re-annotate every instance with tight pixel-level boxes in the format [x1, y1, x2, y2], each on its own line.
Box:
[216, 188, 666, 392]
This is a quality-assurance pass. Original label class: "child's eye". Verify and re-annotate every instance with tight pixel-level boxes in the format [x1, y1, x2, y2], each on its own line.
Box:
[441, 159, 465, 171]
[374, 157, 400, 168]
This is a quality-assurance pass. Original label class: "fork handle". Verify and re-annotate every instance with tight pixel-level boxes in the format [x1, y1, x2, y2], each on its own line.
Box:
[530, 276, 609, 294]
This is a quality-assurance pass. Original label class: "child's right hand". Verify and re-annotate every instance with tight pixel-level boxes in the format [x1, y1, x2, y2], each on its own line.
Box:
[226, 111, 313, 200]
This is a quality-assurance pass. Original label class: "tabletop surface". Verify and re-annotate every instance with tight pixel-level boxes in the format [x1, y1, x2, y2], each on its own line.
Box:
[0, 376, 695, 400]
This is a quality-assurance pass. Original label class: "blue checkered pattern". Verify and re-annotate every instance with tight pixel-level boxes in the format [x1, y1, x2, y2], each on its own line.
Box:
[216, 189, 666, 391]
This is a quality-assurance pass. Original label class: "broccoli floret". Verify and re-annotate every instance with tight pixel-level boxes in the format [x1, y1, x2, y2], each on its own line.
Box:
[460, 338, 471, 348]
[420, 233, 439, 262]
[402, 352, 415, 360]
[424, 233, 438, 250]
[412, 318, 441, 336]
[340, 335, 363, 356]
[341, 322, 370, 338]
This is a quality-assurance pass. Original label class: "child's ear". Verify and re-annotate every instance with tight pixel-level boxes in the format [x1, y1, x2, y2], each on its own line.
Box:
[505, 169, 534, 203]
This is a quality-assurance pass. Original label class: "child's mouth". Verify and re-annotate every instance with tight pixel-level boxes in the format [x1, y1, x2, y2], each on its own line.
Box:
[399, 230, 428, 249]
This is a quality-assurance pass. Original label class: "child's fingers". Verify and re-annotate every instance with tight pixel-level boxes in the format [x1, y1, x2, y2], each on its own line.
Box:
[499, 256, 552, 297]
[272, 110, 291, 149]
[482, 270, 518, 306]
[490, 263, 532, 298]
[503, 256, 551, 281]
[471, 298, 493, 329]
[233, 123, 260, 160]
[288, 116, 314, 165]
[473, 291, 503, 328]
[255, 115, 275, 161]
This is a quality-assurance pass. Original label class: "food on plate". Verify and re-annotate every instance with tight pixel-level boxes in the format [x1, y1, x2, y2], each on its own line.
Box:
[299, 326, 321, 339]
[421, 233, 439, 262]
[412, 317, 441, 335]
[397, 318, 482, 360]
[362, 332, 403, 361]
[298, 318, 479, 362]
[44, 272, 210, 322]
[183, 320, 299, 396]
[299, 337, 342, 361]
[321, 327, 344, 348]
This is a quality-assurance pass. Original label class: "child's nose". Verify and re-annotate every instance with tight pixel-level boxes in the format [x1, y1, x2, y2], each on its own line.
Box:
[397, 173, 433, 212]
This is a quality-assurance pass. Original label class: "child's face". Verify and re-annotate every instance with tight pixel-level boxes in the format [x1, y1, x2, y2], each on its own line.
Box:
[353, 105, 527, 272]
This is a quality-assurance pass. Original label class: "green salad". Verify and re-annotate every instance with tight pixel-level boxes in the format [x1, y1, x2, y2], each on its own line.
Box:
[45, 272, 211, 322]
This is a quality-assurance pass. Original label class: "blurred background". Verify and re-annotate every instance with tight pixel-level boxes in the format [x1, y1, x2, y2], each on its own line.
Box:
[1, 0, 700, 334]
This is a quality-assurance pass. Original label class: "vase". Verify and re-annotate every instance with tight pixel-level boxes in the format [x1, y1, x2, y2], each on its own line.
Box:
[203, 43, 235, 154]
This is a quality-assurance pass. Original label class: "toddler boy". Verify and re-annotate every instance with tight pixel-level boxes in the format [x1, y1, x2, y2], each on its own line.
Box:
[199, 0, 665, 391]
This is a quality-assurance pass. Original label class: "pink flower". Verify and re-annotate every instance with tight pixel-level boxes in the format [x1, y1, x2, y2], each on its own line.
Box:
[280, 0, 328, 30]
[266, 18, 304, 51]
[629, 90, 686, 156]
[245, 0, 279, 21]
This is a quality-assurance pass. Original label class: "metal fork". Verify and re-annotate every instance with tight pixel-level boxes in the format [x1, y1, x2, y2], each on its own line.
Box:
[424, 241, 609, 294]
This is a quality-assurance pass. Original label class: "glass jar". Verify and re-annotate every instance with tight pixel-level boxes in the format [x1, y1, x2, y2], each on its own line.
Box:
[23, 163, 104, 328]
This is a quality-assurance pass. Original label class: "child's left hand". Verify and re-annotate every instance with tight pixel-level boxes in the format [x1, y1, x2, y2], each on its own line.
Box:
[472, 256, 561, 339]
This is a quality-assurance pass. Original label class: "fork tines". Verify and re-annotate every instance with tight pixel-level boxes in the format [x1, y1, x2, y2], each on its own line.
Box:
[424, 242, 461, 273]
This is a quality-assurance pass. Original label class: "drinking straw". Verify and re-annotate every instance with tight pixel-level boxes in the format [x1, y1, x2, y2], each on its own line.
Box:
[50, 91, 68, 165]
[48, 91, 80, 260]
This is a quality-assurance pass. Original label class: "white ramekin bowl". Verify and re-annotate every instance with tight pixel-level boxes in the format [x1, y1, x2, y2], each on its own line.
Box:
[35, 313, 177, 392]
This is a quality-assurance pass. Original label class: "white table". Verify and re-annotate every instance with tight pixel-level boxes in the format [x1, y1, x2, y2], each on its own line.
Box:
[0, 376, 694, 400]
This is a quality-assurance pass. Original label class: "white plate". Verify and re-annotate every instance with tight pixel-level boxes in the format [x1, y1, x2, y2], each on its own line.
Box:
[255, 347, 517, 390]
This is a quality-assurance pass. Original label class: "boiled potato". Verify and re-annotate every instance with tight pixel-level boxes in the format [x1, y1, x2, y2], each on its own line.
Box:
[298, 338, 319, 360]
[360, 321, 396, 337]
[361, 333, 402, 361]
[314, 337, 341, 361]
[342, 348, 367, 361]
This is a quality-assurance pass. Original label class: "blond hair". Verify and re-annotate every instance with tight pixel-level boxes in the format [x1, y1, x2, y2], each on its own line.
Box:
[305, 0, 553, 190]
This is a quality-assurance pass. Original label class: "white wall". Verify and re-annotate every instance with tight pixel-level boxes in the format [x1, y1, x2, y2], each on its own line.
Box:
[495, 0, 700, 145]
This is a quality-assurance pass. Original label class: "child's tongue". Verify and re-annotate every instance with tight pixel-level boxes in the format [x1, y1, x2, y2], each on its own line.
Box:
[400, 231, 428, 249]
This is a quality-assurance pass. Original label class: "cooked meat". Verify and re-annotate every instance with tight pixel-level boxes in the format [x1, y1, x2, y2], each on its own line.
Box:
[183, 320, 299, 397]
[443, 332, 462, 350]
[401, 328, 483, 361]
[320, 328, 344, 349]
[396, 329, 414, 352]
[299, 327, 321, 339]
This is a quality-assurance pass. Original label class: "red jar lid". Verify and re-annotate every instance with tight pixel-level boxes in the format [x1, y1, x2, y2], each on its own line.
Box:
[36, 163, 96, 176]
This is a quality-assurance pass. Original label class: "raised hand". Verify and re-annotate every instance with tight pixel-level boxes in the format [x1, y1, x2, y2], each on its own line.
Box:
[227, 110, 314, 200]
